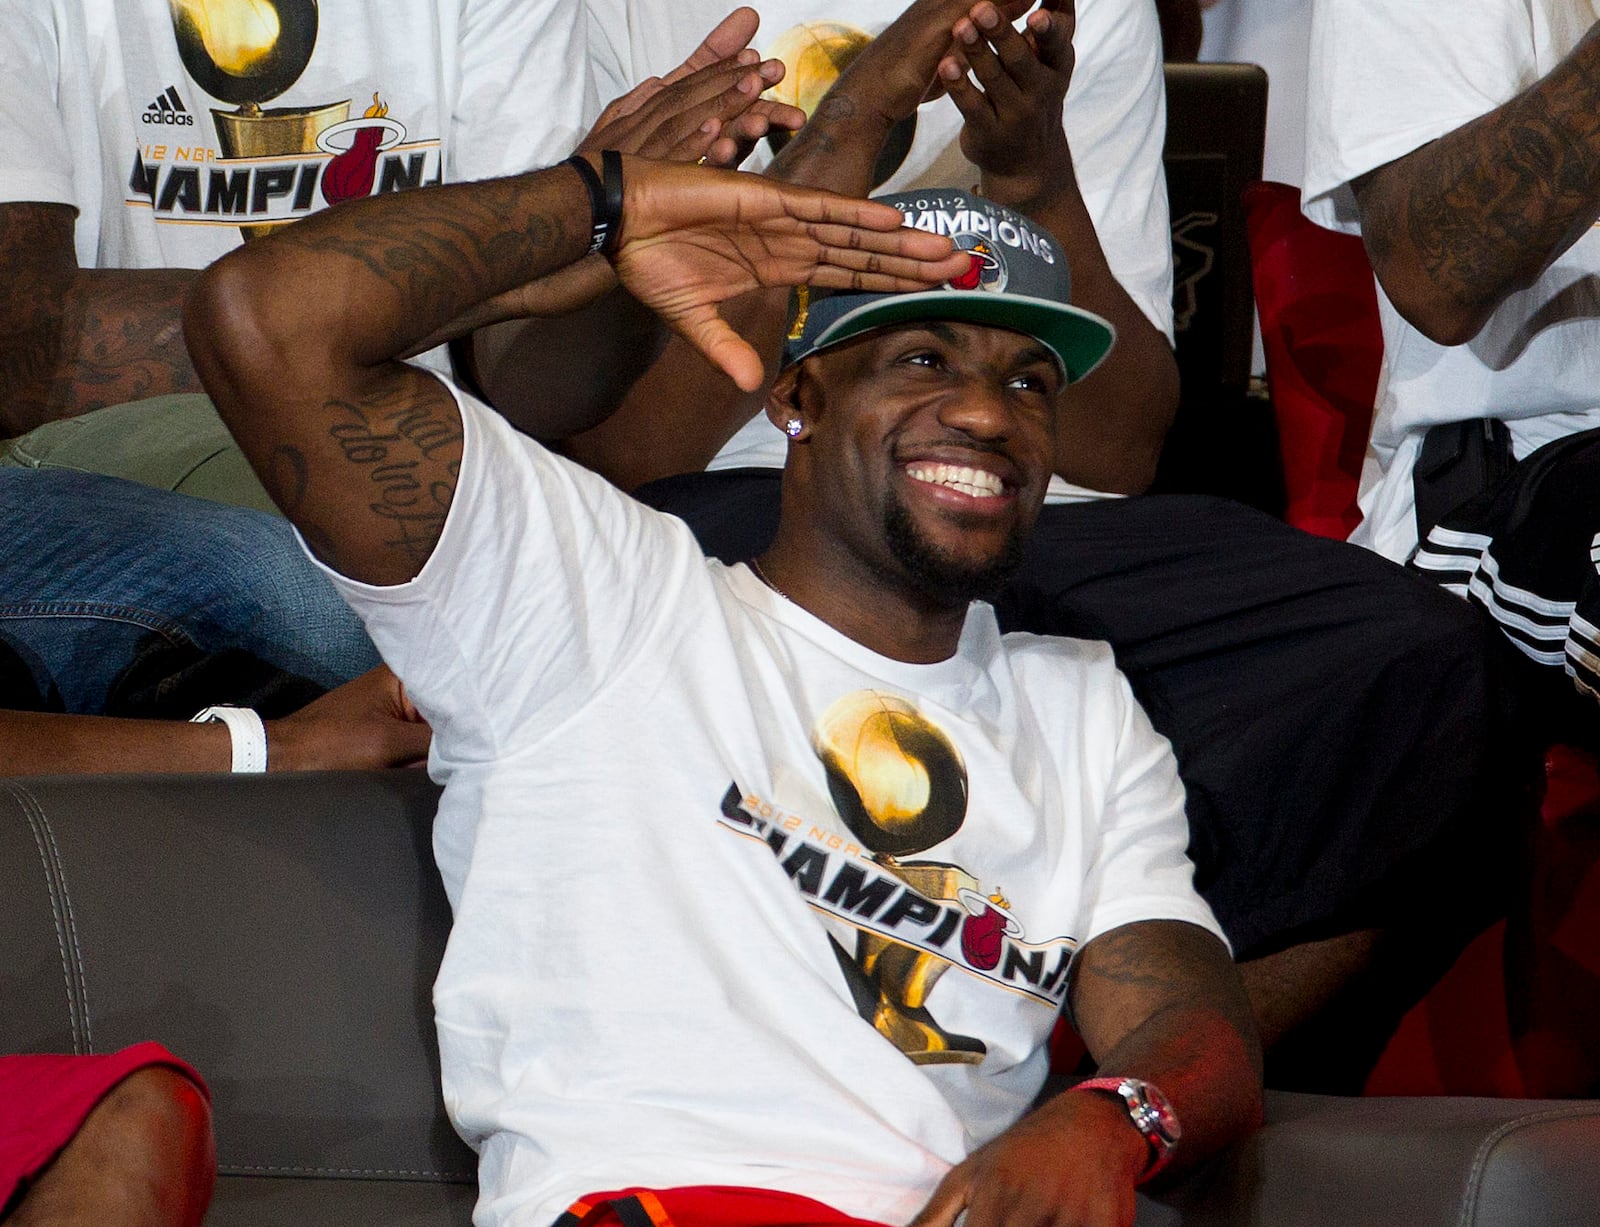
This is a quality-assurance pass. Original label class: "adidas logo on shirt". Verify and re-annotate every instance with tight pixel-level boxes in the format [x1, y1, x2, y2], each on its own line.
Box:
[142, 86, 194, 126]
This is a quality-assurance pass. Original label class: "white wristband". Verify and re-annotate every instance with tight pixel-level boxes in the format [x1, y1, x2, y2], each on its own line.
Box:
[189, 706, 268, 774]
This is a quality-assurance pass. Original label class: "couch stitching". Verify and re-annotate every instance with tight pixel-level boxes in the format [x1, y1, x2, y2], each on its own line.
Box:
[1457, 1104, 1600, 1227]
[34, 803, 94, 1052]
[3, 780, 87, 1052]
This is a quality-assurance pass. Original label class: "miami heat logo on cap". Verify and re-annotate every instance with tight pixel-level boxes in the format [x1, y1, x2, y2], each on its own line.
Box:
[946, 236, 1008, 294]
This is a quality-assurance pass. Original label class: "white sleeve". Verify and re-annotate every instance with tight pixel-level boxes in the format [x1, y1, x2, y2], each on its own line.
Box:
[0, 6, 77, 207]
[582, 0, 633, 114]
[1077, 664, 1226, 950]
[452, 0, 600, 179]
[318, 384, 709, 762]
[1066, 0, 1174, 340]
[1302, 0, 1539, 233]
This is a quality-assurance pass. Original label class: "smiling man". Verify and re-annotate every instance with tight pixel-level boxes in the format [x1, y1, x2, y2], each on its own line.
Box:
[757, 193, 1113, 655]
[186, 156, 1260, 1227]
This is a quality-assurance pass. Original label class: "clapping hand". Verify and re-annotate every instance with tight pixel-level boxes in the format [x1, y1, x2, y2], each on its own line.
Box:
[580, 7, 805, 169]
[941, 0, 1076, 208]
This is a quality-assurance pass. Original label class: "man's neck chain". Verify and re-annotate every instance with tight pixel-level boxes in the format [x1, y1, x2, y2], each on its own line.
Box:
[750, 556, 792, 604]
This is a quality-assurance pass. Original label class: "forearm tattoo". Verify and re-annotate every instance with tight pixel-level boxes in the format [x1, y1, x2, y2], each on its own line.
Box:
[0, 205, 202, 432]
[1360, 31, 1600, 316]
[269, 188, 568, 353]
[1070, 922, 1256, 1056]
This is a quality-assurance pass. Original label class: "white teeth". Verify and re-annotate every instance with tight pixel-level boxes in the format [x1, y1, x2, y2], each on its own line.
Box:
[906, 462, 1004, 498]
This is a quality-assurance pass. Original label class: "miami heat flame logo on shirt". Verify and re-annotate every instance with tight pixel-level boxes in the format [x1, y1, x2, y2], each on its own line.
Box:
[957, 886, 1022, 971]
[127, 0, 439, 236]
[320, 93, 406, 205]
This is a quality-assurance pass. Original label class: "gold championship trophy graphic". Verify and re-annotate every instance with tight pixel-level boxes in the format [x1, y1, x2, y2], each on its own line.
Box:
[762, 22, 916, 189]
[813, 691, 1009, 1065]
[169, 0, 399, 238]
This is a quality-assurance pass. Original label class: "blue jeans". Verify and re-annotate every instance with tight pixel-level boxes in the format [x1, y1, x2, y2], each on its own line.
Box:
[0, 469, 378, 713]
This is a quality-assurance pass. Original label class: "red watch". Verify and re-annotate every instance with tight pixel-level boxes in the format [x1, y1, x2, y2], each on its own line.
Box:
[1070, 1076, 1181, 1178]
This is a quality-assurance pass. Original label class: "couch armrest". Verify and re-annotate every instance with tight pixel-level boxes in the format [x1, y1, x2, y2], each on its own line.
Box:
[1136, 1090, 1600, 1226]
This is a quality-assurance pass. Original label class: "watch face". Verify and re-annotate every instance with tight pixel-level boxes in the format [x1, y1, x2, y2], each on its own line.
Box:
[1123, 1079, 1181, 1146]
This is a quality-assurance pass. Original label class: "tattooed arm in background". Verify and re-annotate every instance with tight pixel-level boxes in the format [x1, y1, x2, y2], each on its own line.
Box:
[0, 202, 205, 435]
[939, 2, 1179, 493]
[912, 921, 1262, 1227]
[183, 155, 965, 584]
[1351, 20, 1600, 347]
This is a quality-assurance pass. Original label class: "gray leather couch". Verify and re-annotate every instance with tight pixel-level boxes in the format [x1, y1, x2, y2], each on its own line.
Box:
[4, 772, 1599, 1226]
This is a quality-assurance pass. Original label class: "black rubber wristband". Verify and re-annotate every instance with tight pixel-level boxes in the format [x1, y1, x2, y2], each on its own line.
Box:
[563, 151, 624, 256]
[599, 149, 624, 255]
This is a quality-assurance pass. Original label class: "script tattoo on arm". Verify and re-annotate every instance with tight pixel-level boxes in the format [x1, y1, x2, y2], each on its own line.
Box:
[260, 373, 463, 581]
[0, 203, 203, 434]
[255, 385, 463, 580]
[1354, 26, 1600, 343]
[325, 385, 463, 570]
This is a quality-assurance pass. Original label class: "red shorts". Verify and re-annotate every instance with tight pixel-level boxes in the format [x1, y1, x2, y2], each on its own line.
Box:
[556, 1186, 895, 1227]
[0, 1042, 208, 1213]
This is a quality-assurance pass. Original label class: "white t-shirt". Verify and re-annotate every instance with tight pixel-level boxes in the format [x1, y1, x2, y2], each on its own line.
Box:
[322, 384, 1221, 1227]
[1302, 0, 1600, 562]
[584, 0, 1171, 503]
[0, 0, 592, 274]
[1199, 0, 1310, 190]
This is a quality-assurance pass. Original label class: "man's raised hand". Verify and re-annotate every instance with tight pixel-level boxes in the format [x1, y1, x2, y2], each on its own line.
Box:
[607, 157, 970, 391]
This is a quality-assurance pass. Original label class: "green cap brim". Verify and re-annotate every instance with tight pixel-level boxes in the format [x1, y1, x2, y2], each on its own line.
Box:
[801, 290, 1116, 383]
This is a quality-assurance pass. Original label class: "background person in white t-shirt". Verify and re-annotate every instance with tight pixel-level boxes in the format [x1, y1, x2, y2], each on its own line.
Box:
[1303, 1, 1600, 724]
[0, 0, 597, 433]
[0, 0, 592, 714]
[185, 151, 1263, 1227]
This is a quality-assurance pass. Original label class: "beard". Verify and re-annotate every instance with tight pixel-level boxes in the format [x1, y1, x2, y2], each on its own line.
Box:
[882, 487, 1026, 608]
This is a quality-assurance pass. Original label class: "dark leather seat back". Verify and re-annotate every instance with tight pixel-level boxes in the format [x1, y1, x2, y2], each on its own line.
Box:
[0, 771, 474, 1225]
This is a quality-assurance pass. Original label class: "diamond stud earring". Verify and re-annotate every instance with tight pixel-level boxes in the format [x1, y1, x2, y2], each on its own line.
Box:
[784, 419, 803, 438]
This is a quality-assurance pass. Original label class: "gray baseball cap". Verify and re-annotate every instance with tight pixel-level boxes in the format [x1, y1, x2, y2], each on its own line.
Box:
[782, 188, 1116, 382]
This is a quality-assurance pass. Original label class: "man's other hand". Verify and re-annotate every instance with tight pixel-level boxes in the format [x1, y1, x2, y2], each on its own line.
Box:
[912, 1089, 1149, 1227]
